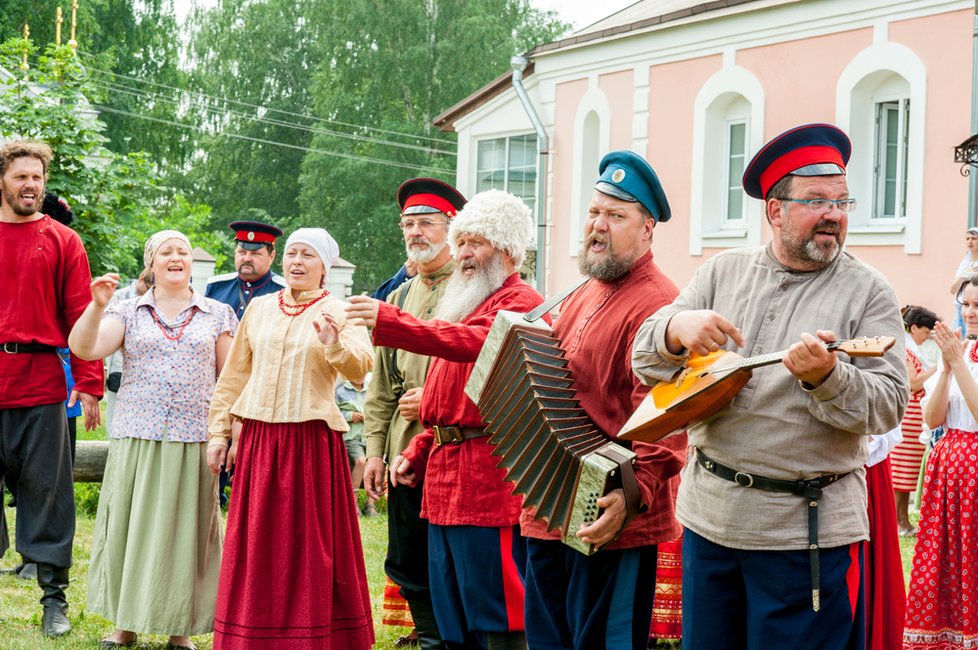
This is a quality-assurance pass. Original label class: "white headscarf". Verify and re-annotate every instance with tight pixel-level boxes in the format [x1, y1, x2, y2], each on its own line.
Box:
[285, 228, 340, 287]
[143, 229, 191, 269]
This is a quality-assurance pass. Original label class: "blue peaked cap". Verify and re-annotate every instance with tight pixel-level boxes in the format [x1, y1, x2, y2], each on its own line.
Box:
[594, 151, 671, 223]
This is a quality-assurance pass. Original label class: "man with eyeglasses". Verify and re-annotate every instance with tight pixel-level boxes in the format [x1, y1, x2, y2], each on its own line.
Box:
[632, 123, 908, 649]
[363, 177, 465, 649]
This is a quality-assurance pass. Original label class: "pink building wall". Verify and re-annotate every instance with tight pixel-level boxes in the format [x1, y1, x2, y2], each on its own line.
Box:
[544, 7, 974, 320]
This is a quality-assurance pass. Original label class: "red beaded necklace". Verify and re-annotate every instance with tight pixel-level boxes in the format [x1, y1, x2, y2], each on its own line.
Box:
[151, 306, 199, 341]
[970, 341, 978, 364]
[277, 288, 329, 317]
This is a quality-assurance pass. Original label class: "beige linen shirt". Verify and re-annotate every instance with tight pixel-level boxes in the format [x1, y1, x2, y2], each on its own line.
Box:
[208, 289, 373, 444]
[632, 245, 908, 550]
[364, 260, 455, 461]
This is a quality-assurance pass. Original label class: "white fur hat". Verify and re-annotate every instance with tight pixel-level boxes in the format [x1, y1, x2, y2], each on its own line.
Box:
[448, 189, 532, 267]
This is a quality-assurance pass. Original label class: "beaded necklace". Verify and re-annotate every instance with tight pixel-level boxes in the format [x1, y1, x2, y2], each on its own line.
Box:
[151, 306, 199, 341]
[970, 340, 978, 364]
[277, 288, 329, 317]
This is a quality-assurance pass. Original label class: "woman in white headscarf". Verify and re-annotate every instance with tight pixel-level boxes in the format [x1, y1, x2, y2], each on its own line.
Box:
[70, 230, 237, 650]
[206, 228, 375, 650]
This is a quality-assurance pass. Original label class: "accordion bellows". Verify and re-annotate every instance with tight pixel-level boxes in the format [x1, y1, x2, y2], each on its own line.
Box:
[466, 311, 637, 555]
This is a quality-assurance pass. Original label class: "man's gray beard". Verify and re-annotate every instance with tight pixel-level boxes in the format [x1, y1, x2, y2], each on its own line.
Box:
[781, 215, 842, 268]
[801, 238, 840, 265]
[434, 253, 508, 322]
[577, 238, 635, 282]
[406, 239, 446, 264]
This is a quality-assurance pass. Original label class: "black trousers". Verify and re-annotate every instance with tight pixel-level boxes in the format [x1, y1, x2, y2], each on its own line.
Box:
[385, 479, 432, 604]
[0, 403, 75, 568]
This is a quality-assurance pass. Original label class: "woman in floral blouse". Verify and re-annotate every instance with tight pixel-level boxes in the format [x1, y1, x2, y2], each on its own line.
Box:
[70, 230, 237, 650]
[206, 228, 374, 650]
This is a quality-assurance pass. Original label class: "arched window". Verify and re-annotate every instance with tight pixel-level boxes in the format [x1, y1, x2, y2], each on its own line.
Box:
[836, 43, 926, 252]
[690, 66, 764, 254]
[569, 88, 611, 256]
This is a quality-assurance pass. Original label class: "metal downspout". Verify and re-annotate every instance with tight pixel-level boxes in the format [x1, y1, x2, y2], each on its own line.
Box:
[511, 55, 549, 294]
[970, 7, 978, 228]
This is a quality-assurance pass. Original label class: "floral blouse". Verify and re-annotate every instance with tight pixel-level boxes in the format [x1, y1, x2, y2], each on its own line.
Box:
[104, 289, 237, 443]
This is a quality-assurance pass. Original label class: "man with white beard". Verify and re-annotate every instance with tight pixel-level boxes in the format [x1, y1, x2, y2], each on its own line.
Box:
[347, 189, 545, 650]
[362, 177, 465, 650]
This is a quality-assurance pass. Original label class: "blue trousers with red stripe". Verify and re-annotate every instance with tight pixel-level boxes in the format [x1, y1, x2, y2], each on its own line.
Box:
[523, 538, 658, 650]
[682, 529, 865, 650]
[427, 523, 526, 649]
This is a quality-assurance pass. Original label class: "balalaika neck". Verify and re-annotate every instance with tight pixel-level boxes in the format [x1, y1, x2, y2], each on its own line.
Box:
[714, 341, 842, 375]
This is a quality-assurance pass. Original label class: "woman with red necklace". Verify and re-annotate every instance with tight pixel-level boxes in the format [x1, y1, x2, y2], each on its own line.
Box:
[69, 230, 237, 650]
[206, 228, 375, 650]
[904, 277, 978, 649]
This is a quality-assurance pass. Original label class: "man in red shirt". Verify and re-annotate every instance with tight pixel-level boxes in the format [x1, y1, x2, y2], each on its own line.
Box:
[347, 189, 544, 650]
[0, 141, 103, 637]
[520, 151, 686, 650]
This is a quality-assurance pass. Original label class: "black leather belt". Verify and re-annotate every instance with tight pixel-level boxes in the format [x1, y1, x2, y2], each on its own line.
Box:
[695, 447, 850, 612]
[432, 425, 489, 446]
[2, 342, 58, 354]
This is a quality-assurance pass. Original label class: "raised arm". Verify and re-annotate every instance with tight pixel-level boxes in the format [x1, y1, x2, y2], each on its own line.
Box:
[68, 273, 126, 361]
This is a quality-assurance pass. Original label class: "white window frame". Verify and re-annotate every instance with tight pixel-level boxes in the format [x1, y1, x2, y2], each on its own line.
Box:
[689, 65, 765, 255]
[476, 134, 537, 216]
[836, 42, 926, 253]
[872, 97, 910, 224]
[723, 118, 749, 230]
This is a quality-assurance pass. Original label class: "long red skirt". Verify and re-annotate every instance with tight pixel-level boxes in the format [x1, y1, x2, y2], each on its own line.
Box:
[904, 429, 978, 649]
[213, 419, 374, 650]
[865, 459, 905, 650]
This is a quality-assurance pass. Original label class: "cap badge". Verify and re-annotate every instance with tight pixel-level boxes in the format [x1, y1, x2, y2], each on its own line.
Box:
[247, 231, 255, 241]
[612, 169, 626, 183]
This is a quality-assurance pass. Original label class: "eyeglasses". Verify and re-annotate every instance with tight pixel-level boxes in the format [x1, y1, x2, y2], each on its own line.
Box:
[781, 198, 857, 215]
[398, 218, 450, 231]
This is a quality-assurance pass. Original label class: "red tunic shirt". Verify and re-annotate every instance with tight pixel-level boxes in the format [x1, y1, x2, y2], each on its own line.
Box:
[372, 273, 546, 527]
[0, 216, 103, 408]
[519, 250, 688, 549]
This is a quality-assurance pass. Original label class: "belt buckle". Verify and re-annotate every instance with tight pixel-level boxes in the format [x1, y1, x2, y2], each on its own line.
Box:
[734, 471, 754, 488]
[2, 343, 16, 354]
[433, 425, 463, 446]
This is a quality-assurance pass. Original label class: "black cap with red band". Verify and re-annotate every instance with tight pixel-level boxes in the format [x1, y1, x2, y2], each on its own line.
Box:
[397, 178, 467, 218]
[742, 123, 851, 200]
[229, 221, 283, 250]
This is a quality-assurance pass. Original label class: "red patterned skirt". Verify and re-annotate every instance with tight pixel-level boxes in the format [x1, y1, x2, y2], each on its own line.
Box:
[213, 419, 374, 650]
[865, 459, 905, 650]
[904, 429, 978, 649]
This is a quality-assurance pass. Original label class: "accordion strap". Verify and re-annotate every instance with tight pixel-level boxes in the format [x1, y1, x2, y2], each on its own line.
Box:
[597, 444, 644, 526]
[523, 276, 589, 323]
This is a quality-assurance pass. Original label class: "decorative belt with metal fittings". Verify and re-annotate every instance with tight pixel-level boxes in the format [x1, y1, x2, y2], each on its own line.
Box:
[2, 342, 58, 354]
[695, 447, 851, 613]
[432, 425, 490, 446]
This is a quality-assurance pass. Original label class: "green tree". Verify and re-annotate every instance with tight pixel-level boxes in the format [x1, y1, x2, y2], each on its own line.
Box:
[299, 0, 567, 291]
[0, 0, 190, 169]
[183, 0, 335, 233]
[0, 36, 158, 276]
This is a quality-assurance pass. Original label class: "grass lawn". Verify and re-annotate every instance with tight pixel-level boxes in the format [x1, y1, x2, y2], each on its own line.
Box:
[0, 410, 922, 647]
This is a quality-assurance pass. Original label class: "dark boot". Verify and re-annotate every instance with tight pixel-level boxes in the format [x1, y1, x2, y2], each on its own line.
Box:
[408, 597, 447, 650]
[485, 632, 527, 650]
[17, 562, 37, 580]
[36, 563, 71, 637]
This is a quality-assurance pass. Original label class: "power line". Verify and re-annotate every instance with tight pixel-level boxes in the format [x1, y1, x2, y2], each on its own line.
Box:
[80, 54, 456, 149]
[89, 77, 455, 157]
[91, 104, 455, 176]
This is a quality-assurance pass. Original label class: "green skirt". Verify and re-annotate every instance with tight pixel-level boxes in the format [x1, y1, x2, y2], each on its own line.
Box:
[87, 437, 223, 635]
